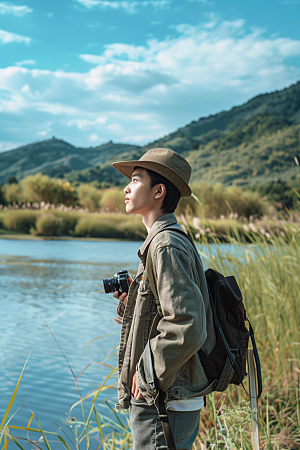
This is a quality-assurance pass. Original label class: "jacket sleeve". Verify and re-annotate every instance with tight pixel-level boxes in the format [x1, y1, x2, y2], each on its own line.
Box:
[116, 301, 125, 317]
[136, 243, 207, 398]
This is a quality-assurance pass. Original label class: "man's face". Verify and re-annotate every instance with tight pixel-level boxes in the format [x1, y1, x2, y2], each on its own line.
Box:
[124, 168, 157, 215]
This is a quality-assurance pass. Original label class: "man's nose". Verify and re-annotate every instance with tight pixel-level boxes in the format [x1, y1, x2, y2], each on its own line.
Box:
[124, 184, 130, 193]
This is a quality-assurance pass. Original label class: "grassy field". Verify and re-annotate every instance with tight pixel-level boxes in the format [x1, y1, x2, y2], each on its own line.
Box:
[1, 216, 300, 449]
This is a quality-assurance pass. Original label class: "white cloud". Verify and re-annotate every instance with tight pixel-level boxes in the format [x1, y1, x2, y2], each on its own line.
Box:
[0, 29, 31, 44]
[89, 133, 100, 142]
[1, 19, 300, 150]
[74, 0, 100, 7]
[68, 116, 108, 129]
[80, 21, 300, 95]
[16, 59, 36, 66]
[74, 0, 171, 13]
[0, 2, 32, 16]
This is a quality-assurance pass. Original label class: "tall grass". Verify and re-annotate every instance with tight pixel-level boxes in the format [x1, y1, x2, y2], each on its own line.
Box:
[191, 220, 300, 449]
[2, 210, 37, 233]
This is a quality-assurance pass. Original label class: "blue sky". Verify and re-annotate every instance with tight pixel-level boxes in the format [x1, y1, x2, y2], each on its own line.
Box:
[0, 0, 300, 152]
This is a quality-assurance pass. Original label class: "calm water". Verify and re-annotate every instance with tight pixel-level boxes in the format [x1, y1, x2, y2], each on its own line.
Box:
[0, 238, 241, 448]
[0, 238, 142, 448]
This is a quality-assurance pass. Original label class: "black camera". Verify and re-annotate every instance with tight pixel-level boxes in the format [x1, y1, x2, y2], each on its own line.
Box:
[103, 270, 132, 294]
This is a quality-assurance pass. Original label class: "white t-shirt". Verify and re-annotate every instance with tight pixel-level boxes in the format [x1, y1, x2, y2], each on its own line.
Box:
[166, 396, 204, 412]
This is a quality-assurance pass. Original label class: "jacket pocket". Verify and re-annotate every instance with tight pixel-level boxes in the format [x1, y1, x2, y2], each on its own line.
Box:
[136, 341, 158, 401]
[134, 290, 153, 317]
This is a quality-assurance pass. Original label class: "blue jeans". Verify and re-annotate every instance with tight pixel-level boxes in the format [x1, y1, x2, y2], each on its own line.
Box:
[129, 397, 200, 450]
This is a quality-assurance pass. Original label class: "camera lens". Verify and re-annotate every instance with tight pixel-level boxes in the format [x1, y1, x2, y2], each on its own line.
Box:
[103, 277, 119, 293]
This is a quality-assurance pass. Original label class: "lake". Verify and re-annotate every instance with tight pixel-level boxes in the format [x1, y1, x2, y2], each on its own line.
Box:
[0, 237, 239, 448]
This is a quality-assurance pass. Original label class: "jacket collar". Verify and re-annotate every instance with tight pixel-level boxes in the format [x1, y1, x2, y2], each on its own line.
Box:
[138, 213, 178, 264]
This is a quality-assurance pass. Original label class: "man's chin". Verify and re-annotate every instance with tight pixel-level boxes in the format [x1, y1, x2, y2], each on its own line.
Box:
[126, 205, 139, 215]
[125, 205, 134, 214]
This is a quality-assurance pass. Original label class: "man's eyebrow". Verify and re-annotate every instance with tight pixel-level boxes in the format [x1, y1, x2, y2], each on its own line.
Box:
[131, 172, 140, 179]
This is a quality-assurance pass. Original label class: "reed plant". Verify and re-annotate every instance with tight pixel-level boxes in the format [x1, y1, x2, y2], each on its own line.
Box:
[0, 356, 73, 450]
[73, 214, 146, 240]
[189, 215, 300, 449]
[2, 210, 38, 233]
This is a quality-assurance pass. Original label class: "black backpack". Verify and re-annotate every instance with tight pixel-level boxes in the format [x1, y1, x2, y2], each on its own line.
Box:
[145, 225, 262, 398]
[200, 267, 262, 397]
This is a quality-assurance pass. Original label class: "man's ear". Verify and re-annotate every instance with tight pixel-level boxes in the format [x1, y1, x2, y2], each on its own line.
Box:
[154, 183, 166, 200]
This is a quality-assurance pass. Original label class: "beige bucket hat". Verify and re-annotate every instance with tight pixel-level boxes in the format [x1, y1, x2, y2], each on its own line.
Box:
[112, 148, 192, 197]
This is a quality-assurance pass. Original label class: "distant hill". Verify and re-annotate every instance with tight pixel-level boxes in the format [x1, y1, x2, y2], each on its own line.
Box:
[0, 139, 141, 186]
[1, 80, 300, 187]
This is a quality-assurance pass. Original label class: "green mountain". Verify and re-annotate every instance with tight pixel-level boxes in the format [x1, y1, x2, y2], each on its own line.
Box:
[145, 81, 300, 186]
[1, 80, 300, 187]
[0, 139, 141, 186]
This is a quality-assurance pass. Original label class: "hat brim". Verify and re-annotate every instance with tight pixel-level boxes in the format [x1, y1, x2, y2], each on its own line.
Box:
[112, 160, 191, 197]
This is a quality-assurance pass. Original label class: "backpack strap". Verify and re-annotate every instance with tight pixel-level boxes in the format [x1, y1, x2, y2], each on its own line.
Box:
[145, 224, 195, 316]
[146, 251, 163, 317]
[246, 318, 263, 398]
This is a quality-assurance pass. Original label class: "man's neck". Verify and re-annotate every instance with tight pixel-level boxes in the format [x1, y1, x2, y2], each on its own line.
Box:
[142, 210, 165, 233]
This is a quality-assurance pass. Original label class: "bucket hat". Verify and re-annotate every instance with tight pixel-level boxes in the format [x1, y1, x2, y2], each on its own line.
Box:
[112, 148, 192, 197]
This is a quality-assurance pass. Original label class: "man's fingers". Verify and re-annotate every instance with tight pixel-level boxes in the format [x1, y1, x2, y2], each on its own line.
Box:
[113, 291, 127, 303]
[131, 372, 144, 399]
[113, 316, 123, 324]
[119, 292, 128, 304]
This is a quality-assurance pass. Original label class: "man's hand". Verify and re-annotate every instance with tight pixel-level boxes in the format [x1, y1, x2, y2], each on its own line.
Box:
[113, 291, 128, 305]
[113, 291, 128, 324]
[131, 373, 144, 399]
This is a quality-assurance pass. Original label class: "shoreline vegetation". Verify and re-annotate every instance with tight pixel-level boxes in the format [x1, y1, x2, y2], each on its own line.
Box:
[0, 207, 299, 242]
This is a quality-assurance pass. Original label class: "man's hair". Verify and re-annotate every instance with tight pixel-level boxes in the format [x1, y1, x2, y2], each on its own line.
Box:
[134, 166, 181, 213]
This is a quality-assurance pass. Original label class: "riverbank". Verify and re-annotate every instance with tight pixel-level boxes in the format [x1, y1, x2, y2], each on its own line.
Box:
[0, 231, 131, 242]
[0, 208, 298, 242]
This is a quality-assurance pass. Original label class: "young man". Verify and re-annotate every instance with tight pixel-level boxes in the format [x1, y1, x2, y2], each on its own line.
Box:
[111, 148, 215, 450]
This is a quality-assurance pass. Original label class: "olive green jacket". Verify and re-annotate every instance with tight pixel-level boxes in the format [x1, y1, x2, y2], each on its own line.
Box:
[116, 213, 216, 410]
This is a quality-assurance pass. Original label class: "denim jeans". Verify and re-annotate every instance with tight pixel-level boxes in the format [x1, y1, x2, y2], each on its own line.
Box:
[129, 397, 201, 450]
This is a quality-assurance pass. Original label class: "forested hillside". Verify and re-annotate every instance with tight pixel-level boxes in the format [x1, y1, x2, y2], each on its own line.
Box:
[1, 80, 299, 189]
[147, 81, 300, 186]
